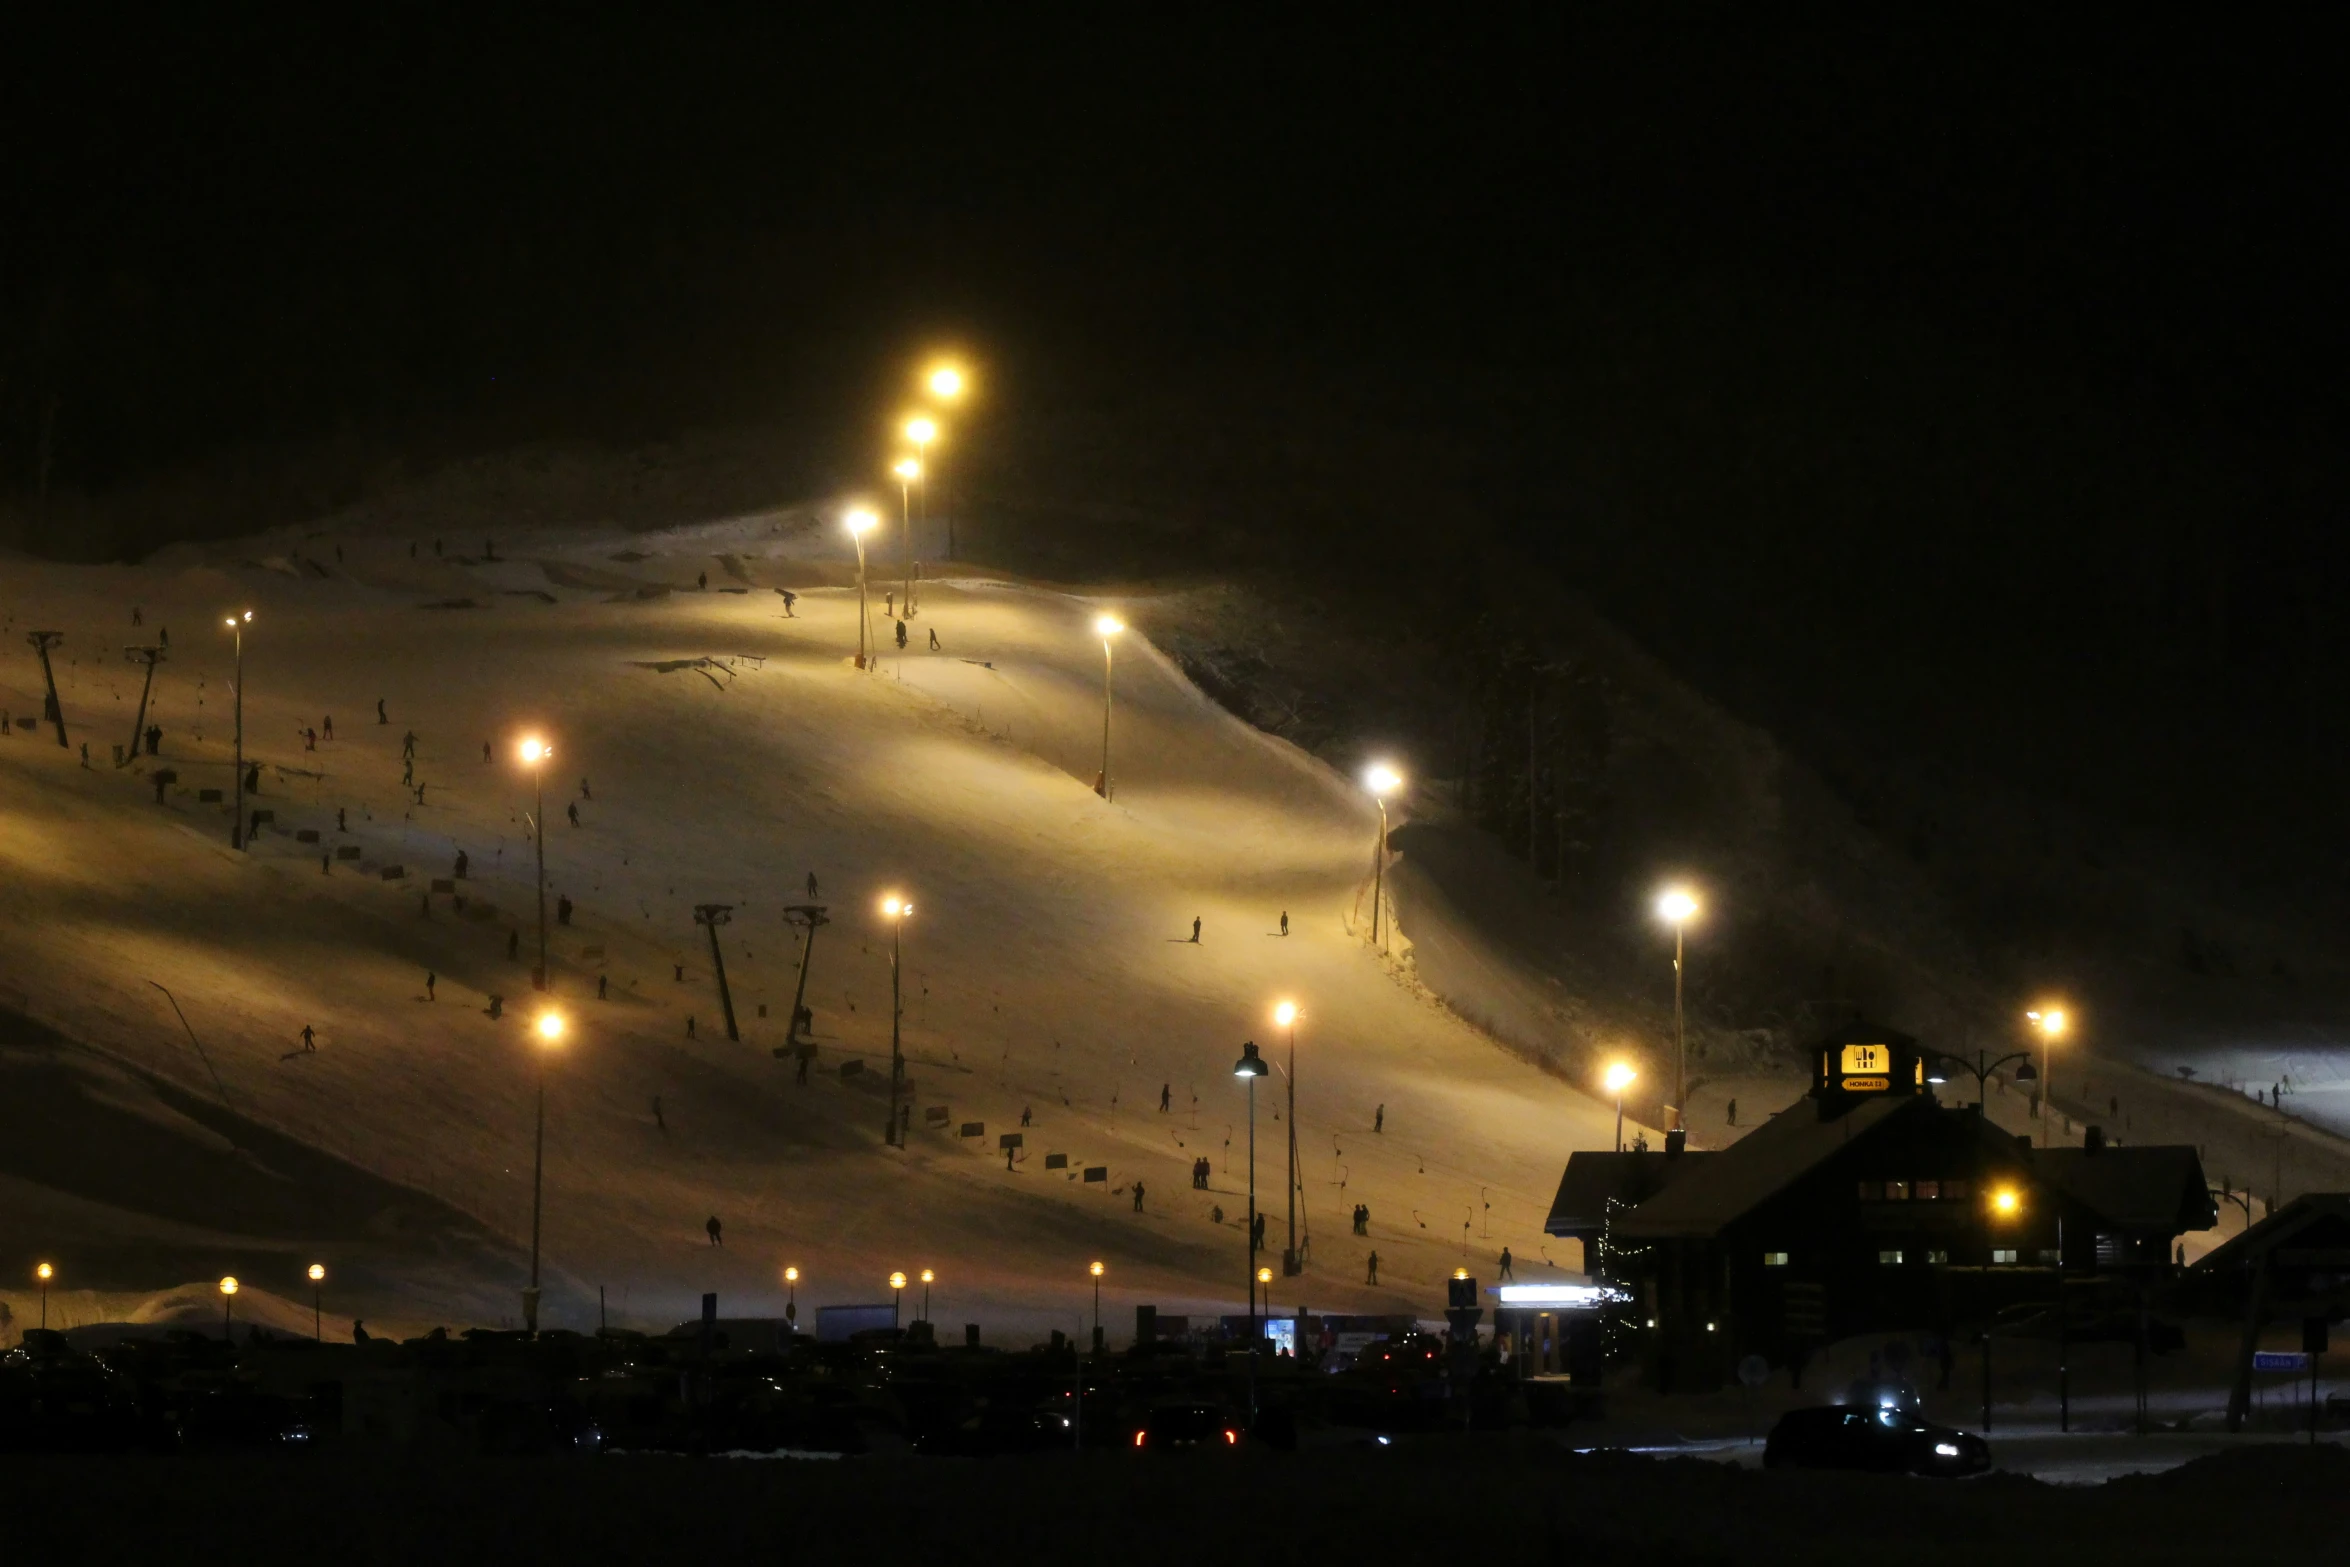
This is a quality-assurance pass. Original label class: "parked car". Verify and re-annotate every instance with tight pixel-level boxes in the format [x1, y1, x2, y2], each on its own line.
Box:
[1131, 1400, 1241, 1452]
[1763, 1405, 1990, 1476]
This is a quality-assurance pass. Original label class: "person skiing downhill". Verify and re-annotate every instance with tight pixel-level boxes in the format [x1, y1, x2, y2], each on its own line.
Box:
[706, 1216, 723, 1246]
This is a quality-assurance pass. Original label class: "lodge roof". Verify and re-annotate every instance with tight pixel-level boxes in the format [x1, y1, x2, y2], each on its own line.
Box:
[2190, 1192, 2350, 1275]
[2035, 1145, 2216, 1235]
[1610, 1094, 1926, 1240]
[1544, 1148, 1717, 1236]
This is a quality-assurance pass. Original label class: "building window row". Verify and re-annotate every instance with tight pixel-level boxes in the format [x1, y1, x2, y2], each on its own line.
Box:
[1857, 1179, 1970, 1201]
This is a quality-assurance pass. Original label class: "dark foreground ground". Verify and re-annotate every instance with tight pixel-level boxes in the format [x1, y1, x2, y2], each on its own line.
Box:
[7, 1441, 2343, 1566]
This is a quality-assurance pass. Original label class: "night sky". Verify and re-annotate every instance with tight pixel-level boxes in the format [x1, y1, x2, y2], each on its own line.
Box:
[6, 13, 2344, 863]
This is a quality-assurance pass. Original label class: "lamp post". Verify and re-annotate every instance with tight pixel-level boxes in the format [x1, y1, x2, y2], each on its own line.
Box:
[1984, 1185, 2024, 1434]
[1604, 1062, 1637, 1152]
[846, 508, 877, 669]
[890, 1271, 907, 1331]
[518, 736, 552, 991]
[1363, 766, 1401, 950]
[1093, 616, 1123, 798]
[225, 611, 252, 850]
[35, 1262, 52, 1329]
[219, 1275, 239, 1341]
[892, 458, 921, 620]
[925, 365, 965, 558]
[1233, 1040, 1269, 1414]
[920, 1268, 935, 1323]
[1654, 887, 1700, 1129]
[525, 1009, 566, 1333]
[1923, 1048, 2037, 1112]
[2027, 1006, 2069, 1147]
[1089, 1260, 1104, 1353]
[783, 1265, 800, 1331]
[903, 416, 937, 545]
[882, 895, 913, 1147]
[1275, 1001, 1302, 1275]
[306, 1263, 325, 1341]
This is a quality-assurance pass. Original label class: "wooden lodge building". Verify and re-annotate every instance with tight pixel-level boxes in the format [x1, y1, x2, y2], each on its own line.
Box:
[1546, 1020, 2215, 1391]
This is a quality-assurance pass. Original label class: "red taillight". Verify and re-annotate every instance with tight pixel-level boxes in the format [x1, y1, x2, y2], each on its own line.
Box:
[1224, 1429, 1238, 1444]
[1134, 1431, 1145, 1447]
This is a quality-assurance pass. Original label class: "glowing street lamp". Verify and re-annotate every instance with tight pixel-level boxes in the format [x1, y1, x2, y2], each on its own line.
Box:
[306, 1263, 326, 1341]
[1088, 1260, 1105, 1351]
[2027, 1006, 2069, 1148]
[1364, 765, 1402, 951]
[892, 457, 921, 620]
[927, 366, 964, 400]
[224, 610, 253, 850]
[1604, 1061, 1638, 1152]
[845, 508, 878, 669]
[35, 1262, 52, 1330]
[890, 1270, 908, 1330]
[783, 1265, 800, 1329]
[219, 1275, 239, 1341]
[902, 415, 937, 535]
[1233, 1039, 1269, 1413]
[524, 1009, 567, 1333]
[517, 735, 553, 991]
[1654, 887, 1701, 1127]
[920, 1267, 935, 1322]
[923, 367, 967, 557]
[1274, 1001, 1303, 1275]
[882, 895, 914, 1147]
[1093, 615, 1124, 799]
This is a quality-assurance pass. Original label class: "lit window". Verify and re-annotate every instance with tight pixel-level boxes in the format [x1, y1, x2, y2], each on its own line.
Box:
[1886, 1180, 1910, 1201]
[1992, 1248, 2017, 1265]
[1877, 1249, 1904, 1266]
[1915, 1180, 1940, 1200]
[2038, 1248, 2061, 1266]
[1857, 1181, 1880, 1201]
[1944, 1179, 1970, 1200]
[1926, 1249, 1949, 1265]
[1762, 1251, 1790, 1267]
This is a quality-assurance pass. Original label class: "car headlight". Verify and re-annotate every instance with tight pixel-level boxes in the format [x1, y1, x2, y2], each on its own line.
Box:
[1934, 1442, 1960, 1457]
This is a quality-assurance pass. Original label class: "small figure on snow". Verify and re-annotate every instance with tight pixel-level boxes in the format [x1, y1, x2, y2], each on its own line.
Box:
[928, 627, 940, 651]
[566, 802, 579, 827]
[705, 1215, 723, 1246]
[425, 971, 437, 1001]
[1190, 916, 1201, 944]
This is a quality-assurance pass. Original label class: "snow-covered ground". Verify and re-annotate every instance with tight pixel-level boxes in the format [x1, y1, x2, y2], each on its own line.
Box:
[0, 512, 1617, 1341]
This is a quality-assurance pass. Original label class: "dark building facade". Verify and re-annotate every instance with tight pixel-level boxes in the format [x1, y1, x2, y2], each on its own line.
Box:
[1547, 1020, 2214, 1391]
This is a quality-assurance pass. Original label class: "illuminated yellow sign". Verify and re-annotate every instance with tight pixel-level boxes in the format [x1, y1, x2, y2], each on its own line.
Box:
[1840, 1044, 1888, 1075]
[1842, 1076, 1890, 1092]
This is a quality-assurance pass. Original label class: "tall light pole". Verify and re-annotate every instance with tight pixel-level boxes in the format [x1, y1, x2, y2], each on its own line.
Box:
[1093, 616, 1123, 798]
[882, 895, 913, 1147]
[1365, 765, 1401, 951]
[1089, 1260, 1104, 1353]
[1233, 1040, 1269, 1414]
[35, 1262, 52, 1329]
[893, 458, 921, 619]
[846, 509, 877, 669]
[783, 1265, 800, 1332]
[2028, 1006, 2070, 1148]
[219, 1275, 239, 1341]
[525, 1009, 566, 1333]
[903, 416, 937, 547]
[225, 611, 252, 849]
[920, 1267, 935, 1323]
[1654, 887, 1700, 1130]
[518, 736, 552, 991]
[890, 1271, 907, 1331]
[925, 365, 966, 559]
[307, 1263, 325, 1341]
[1604, 1061, 1637, 1153]
[1275, 1001, 1302, 1275]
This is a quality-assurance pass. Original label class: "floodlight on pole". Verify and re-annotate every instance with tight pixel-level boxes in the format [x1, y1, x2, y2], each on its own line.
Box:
[1233, 1039, 1268, 1413]
[903, 417, 937, 554]
[306, 1263, 326, 1341]
[1604, 1061, 1638, 1152]
[1273, 1000, 1302, 1275]
[525, 1008, 566, 1334]
[783, 1265, 800, 1327]
[921, 1267, 935, 1320]
[892, 458, 921, 617]
[883, 895, 913, 1146]
[219, 1275, 239, 1341]
[927, 367, 965, 400]
[2027, 1006, 2070, 1148]
[35, 1262, 52, 1330]
[1365, 765, 1402, 951]
[890, 1271, 907, 1330]
[1094, 615, 1124, 799]
[1654, 886, 1701, 1127]
[226, 610, 253, 851]
[846, 508, 877, 668]
[517, 736, 552, 991]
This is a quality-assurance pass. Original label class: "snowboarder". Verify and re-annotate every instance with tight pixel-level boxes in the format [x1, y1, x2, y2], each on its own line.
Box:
[1498, 1246, 1514, 1282]
[1159, 1083, 1171, 1113]
[1280, 911, 1289, 936]
[780, 590, 797, 616]
[1365, 1251, 1380, 1285]
[1133, 1181, 1147, 1213]
[928, 627, 940, 651]
[557, 894, 573, 926]
[566, 802, 579, 827]
[597, 974, 608, 1000]
[300, 1025, 315, 1053]
[653, 1096, 666, 1131]
[1190, 916, 1201, 943]
[425, 971, 437, 1001]
[706, 1215, 722, 1246]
